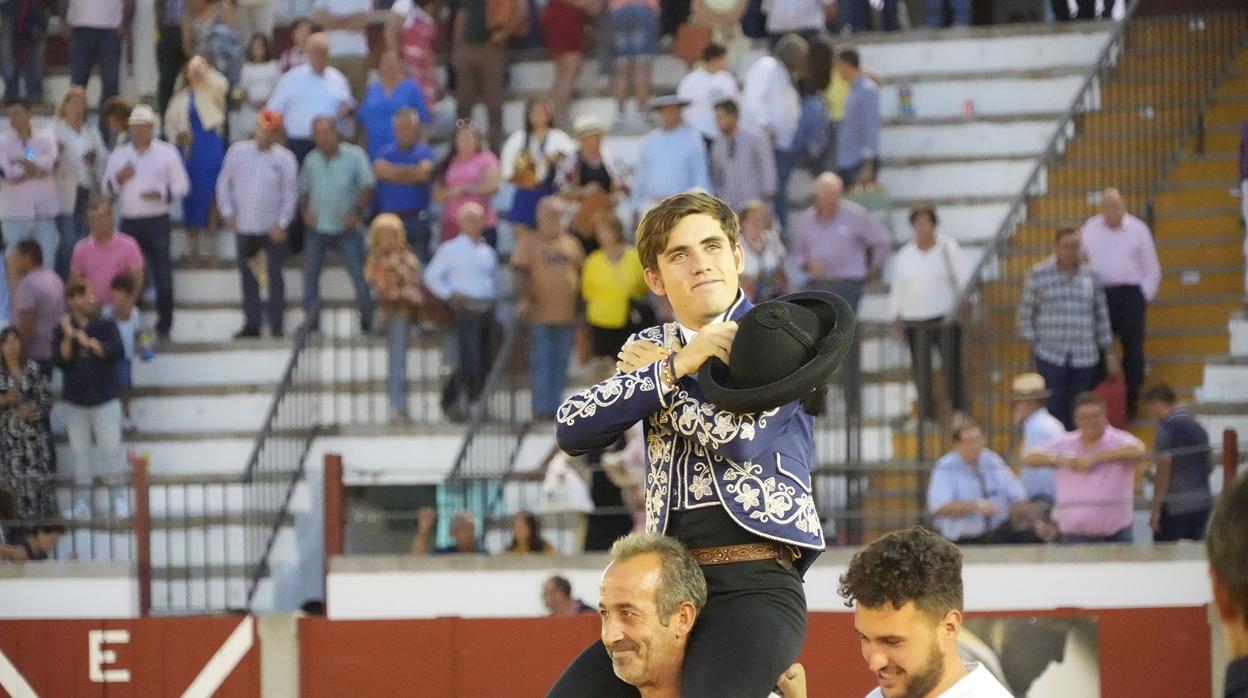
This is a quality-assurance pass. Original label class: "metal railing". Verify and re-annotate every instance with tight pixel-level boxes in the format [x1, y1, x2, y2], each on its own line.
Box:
[947, 1, 1248, 446]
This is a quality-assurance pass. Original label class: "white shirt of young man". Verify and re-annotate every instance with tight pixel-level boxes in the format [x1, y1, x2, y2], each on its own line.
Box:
[68, 0, 124, 29]
[313, 0, 371, 57]
[866, 663, 1012, 698]
[677, 67, 740, 141]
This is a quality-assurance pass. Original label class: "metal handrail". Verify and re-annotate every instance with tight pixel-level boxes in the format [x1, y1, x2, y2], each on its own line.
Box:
[243, 322, 315, 482]
[447, 319, 529, 480]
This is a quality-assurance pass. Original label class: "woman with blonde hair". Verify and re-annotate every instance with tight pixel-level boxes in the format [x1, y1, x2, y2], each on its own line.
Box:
[580, 211, 650, 360]
[52, 86, 108, 276]
[165, 55, 228, 263]
[364, 213, 425, 423]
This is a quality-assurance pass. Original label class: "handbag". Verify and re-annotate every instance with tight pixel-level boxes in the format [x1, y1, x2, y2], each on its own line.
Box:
[541, 453, 595, 515]
[1096, 376, 1128, 429]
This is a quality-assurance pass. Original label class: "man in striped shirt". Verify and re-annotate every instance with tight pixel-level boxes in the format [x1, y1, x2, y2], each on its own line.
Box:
[1017, 227, 1119, 429]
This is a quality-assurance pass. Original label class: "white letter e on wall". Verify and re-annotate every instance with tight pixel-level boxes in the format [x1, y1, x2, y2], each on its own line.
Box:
[88, 630, 131, 683]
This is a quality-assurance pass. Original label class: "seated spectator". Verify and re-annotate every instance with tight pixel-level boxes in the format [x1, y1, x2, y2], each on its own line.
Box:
[70, 198, 146, 321]
[502, 99, 576, 241]
[4, 523, 65, 561]
[374, 108, 437, 264]
[886, 204, 968, 426]
[833, 47, 880, 189]
[607, 0, 660, 133]
[0, 327, 56, 522]
[1010, 373, 1065, 506]
[102, 274, 141, 434]
[710, 99, 777, 214]
[559, 115, 628, 251]
[364, 214, 424, 424]
[280, 17, 315, 73]
[358, 49, 431, 160]
[677, 43, 741, 146]
[581, 212, 649, 360]
[53, 279, 126, 519]
[299, 115, 376, 333]
[1144, 383, 1213, 543]
[1023, 391, 1146, 544]
[385, 0, 441, 110]
[542, 574, 596, 616]
[738, 201, 787, 303]
[53, 86, 108, 278]
[230, 33, 282, 143]
[423, 203, 500, 421]
[433, 123, 501, 246]
[541, 0, 603, 125]
[165, 56, 229, 264]
[9, 239, 64, 373]
[928, 422, 1043, 545]
[507, 511, 555, 554]
[310, 0, 371, 101]
[1, 98, 60, 270]
[411, 507, 485, 554]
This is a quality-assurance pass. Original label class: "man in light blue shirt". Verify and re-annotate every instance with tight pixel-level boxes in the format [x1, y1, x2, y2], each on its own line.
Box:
[631, 96, 711, 218]
[1011, 372, 1066, 504]
[928, 422, 1039, 544]
[834, 48, 880, 189]
[299, 116, 375, 332]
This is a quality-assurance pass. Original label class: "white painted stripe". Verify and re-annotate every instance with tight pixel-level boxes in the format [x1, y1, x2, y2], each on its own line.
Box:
[180, 616, 255, 698]
[0, 647, 39, 698]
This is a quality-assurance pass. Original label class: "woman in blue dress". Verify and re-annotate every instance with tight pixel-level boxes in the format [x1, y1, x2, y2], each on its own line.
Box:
[358, 49, 431, 160]
[165, 55, 228, 264]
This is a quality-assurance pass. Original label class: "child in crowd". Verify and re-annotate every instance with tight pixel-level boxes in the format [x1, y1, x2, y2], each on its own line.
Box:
[103, 273, 141, 433]
[231, 33, 282, 142]
[280, 17, 316, 73]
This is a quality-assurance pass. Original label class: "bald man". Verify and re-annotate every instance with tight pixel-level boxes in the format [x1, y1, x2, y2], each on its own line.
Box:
[1081, 188, 1161, 420]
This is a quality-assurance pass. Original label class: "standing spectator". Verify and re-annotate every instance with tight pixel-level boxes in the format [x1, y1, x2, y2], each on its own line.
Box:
[386, 0, 441, 110]
[450, 0, 516, 151]
[0, 0, 50, 103]
[558, 115, 628, 251]
[364, 214, 424, 423]
[928, 422, 1039, 545]
[541, 0, 602, 125]
[299, 116, 376, 333]
[423, 203, 500, 420]
[762, 0, 833, 41]
[834, 47, 880, 189]
[266, 33, 354, 163]
[1205, 465, 1248, 698]
[279, 17, 315, 73]
[792, 39, 832, 175]
[506, 511, 555, 554]
[677, 43, 741, 146]
[8, 240, 63, 372]
[580, 212, 648, 360]
[2, 523, 64, 560]
[358, 50, 431, 159]
[630, 96, 710, 218]
[886, 204, 968, 426]
[66, 0, 133, 113]
[791, 172, 891, 310]
[165, 56, 229, 264]
[182, 0, 243, 87]
[100, 97, 134, 152]
[102, 274, 141, 433]
[52, 87, 108, 278]
[433, 123, 501, 245]
[1242, 116, 1248, 295]
[232, 0, 274, 48]
[607, 0, 659, 133]
[1010, 372, 1066, 506]
[374, 109, 437, 263]
[501, 99, 577, 241]
[230, 34, 282, 143]
[70, 198, 146, 318]
[157, 0, 189, 112]
[1, 98, 60, 268]
[709, 99, 777, 213]
[1081, 188, 1161, 421]
[1023, 391, 1146, 543]
[311, 0, 372, 102]
[543, 575, 595, 616]
[927, 0, 971, 27]
[842, 0, 899, 32]
[741, 34, 806, 228]
[53, 279, 125, 518]
[104, 104, 191, 341]
[0, 327, 55, 521]
[513, 197, 584, 420]
[216, 110, 298, 339]
[1144, 383, 1213, 543]
[1017, 227, 1119, 429]
[738, 201, 787, 302]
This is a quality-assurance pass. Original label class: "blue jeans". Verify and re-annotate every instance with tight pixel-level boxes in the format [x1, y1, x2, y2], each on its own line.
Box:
[926, 0, 972, 27]
[303, 229, 374, 330]
[398, 211, 433, 265]
[69, 27, 121, 107]
[121, 215, 174, 334]
[773, 148, 793, 232]
[55, 186, 90, 278]
[844, 0, 900, 32]
[1063, 526, 1133, 544]
[1, 218, 58, 271]
[1034, 354, 1099, 430]
[529, 324, 574, 416]
[0, 19, 45, 101]
[387, 314, 412, 413]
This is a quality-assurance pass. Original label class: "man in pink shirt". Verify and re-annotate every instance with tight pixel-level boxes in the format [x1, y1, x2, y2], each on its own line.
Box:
[1023, 390, 1146, 543]
[70, 198, 145, 307]
[1081, 188, 1161, 420]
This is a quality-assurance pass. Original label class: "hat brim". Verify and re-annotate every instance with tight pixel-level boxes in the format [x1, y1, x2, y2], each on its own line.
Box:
[698, 291, 856, 414]
[1009, 390, 1052, 401]
[648, 99, 691, 110]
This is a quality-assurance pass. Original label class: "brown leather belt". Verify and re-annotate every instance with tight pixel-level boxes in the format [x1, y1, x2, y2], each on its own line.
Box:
[689, 542, 792, 567]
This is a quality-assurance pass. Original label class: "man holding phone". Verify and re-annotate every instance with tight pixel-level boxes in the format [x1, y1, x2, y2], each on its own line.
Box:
[0, 98, 60, 268]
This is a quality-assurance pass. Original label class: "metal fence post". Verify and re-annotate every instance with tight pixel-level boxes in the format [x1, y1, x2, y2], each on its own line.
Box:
[1223, 429, 1239, 483]
[323, 454, 345, 587]
[130, 452, 152, 618]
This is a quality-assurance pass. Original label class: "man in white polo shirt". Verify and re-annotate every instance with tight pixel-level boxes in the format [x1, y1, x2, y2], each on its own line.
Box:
[312, 0, 373, 102]
[66, 0, 134, 112]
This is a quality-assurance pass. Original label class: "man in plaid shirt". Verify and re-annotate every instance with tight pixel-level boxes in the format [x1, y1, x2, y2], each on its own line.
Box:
[1017, 227, 1120, 429]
